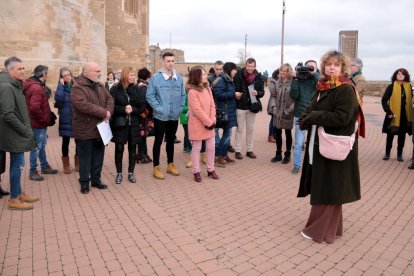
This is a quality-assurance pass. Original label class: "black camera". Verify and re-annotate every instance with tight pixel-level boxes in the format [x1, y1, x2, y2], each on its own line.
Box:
[295, 62, 314, 80]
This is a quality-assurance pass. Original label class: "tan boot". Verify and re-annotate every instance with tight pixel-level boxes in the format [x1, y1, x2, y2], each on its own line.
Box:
[200, 152, 207, 164]
[8, 198, 33, 210]
[74, 155, 80, 172]
[19, 193, 40, 203]
[186, 159, 192, 168]
[62, 156, 71, 174]
[215, 157, 227, 168]
[166, 163, 180, 176]
[153, 166, 165, 179]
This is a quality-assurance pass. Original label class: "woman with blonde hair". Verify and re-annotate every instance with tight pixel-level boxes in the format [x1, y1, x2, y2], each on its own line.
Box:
[187, 66, 218, 182]
[110, 67, 145, 184]
[297, 50, 364, 244]
[268, 63, 294, 163]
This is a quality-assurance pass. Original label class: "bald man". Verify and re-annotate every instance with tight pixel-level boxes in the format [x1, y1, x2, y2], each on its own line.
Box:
[71, 62, 114, 194]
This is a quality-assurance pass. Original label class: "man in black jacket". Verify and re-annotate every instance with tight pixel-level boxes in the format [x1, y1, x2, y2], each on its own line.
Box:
[233, 58, 265, 159]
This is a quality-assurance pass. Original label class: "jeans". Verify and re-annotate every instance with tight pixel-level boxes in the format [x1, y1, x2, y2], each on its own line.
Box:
[293, 117, 306, 168]
[10, 152, 25, 199]
[152, 118, 178, 166]
[30, 128, 48, 171]
[76, 138, 105, 186]
[215, 127, 231, 157]
[182, 124, 192, 151]
[269, 116, 274, 136]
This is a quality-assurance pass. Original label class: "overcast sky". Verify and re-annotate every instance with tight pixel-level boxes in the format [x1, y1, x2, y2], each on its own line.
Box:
[149, 0, 414, 81]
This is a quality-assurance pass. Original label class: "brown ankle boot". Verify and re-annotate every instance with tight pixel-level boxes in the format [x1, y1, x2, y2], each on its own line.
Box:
[62, 156, 71, 174]
[74, 155, 79, 172]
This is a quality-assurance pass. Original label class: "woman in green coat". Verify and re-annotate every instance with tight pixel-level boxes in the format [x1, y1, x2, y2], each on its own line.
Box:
[297, 50, 362, 244]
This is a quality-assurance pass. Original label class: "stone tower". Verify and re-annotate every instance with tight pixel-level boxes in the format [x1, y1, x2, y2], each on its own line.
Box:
[0, 0, 149, 85]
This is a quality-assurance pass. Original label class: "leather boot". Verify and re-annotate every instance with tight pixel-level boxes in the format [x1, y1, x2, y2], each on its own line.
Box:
[282, 152, 291, 164]
[74, 155, 80, 172]
[8, 198, 33, 210]
[19, 193, 40, 203]
[271, 151, 282, 162]
[268, 135, 276, 143]
[62, 156, 71, 174]
[0, 185, 10, 196]
[186, 159, 192, 168]
[167, 163, 180, 176]
[153, 166, 165, 179]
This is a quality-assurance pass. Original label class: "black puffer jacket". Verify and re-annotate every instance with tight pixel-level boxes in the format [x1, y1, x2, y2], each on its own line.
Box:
[110, 83, 146, 144]
[233, 68, 265, 110]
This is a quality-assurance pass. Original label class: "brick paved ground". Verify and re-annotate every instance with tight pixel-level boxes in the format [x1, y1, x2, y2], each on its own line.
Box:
[0, 94, 413, 276]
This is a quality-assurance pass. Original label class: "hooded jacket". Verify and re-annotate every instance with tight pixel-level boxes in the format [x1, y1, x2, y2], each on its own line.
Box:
[0, 72, 35, 152]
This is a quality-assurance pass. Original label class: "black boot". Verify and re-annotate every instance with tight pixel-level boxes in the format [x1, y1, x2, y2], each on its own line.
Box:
[282, 152, 291, 164]
[271, 151, 282, 162]
[80, 182, 90, 194]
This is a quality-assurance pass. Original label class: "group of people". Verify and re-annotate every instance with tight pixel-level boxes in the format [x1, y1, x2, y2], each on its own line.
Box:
[0, 50, 413, 245]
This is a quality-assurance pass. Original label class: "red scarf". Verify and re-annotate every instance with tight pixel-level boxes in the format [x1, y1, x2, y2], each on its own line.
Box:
[243, 69, 256, 85]
[317, 75, 366, 138]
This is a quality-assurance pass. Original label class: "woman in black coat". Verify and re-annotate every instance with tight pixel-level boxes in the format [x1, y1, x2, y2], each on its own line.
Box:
[381, 68, 412, 161]
[297, 50, 363, 244]
[110, 67, 145, 184]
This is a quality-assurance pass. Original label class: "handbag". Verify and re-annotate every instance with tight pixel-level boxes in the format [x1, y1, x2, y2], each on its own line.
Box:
[215, 104, 229, 128]
[49, 111, 57, 126]
[110, 116, 127, 128]
[318, 121, 358, 161]
[249, 101, 262, 113]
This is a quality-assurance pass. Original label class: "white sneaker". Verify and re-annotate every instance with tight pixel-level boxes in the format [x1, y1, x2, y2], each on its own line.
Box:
[300, 231, 313, 240]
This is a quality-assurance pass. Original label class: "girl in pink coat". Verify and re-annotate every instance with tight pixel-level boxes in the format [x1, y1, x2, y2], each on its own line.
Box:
[187, 66, 218, 182]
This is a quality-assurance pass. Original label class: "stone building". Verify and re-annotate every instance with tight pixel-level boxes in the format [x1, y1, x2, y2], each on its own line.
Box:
[0, 0, 149, 86]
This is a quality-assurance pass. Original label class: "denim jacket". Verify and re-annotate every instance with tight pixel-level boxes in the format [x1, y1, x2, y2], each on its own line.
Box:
[146, 69, 186, 121]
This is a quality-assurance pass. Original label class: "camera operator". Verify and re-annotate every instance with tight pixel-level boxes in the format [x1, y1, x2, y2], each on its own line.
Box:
[290, 60, 319, 174]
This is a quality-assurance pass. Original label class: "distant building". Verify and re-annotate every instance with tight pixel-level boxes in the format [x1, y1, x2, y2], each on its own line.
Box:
[338, 30, 358, 59]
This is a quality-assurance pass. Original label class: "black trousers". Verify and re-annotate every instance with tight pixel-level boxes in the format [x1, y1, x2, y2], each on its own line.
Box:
[76, 138, 105, 186]
[385, 133, 406, 156]
[115, 128, 136, 173]
[137, 136, 148, 158]
[152, 118, 178, 167]
[274, 128, 292, 153]
[62, 136, 78, 157]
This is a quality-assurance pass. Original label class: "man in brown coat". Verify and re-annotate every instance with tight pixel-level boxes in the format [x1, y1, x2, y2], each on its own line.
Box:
[71, 62, 114, 194]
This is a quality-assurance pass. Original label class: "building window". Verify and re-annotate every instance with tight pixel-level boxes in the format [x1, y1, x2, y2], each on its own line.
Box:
[124, 0, 139, 17]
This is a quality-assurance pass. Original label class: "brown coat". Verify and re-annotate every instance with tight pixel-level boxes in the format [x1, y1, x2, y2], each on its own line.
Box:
[268, 78, 294, 129]
[71, 75, 114, 140]
[298, 83, 361, 205]
[187, 84, 216, 141]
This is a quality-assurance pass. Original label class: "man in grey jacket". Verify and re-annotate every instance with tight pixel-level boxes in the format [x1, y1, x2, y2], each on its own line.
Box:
[146, 52, 186, 179]
[0, 56, 39, 210]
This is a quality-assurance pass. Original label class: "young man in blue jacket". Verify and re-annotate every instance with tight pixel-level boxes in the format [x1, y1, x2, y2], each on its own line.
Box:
[146, 52, 186, 179]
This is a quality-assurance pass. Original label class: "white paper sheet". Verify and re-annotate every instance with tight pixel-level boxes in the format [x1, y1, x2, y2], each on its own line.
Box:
[96, 120, 113, 146]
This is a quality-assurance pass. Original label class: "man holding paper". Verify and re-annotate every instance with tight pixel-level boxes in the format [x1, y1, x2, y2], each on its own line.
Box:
[233, 58, 265, 159]
[71, 62, 114, 194]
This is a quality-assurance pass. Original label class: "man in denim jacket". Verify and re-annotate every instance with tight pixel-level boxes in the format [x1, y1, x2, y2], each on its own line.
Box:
[146, 52, 186, 179]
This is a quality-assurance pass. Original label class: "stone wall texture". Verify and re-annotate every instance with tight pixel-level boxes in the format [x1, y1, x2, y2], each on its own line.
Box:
[0, 0, 149, 87]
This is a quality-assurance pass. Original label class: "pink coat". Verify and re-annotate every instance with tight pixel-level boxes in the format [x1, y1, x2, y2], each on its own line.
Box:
[187, 84, 216, 141]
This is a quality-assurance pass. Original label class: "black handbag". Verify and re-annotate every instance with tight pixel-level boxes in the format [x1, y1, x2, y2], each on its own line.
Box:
[249, 101, 262, 113]
[49, 111, 57, 126]
[216, 104, 229, 128]
[110, 116, 127, 128]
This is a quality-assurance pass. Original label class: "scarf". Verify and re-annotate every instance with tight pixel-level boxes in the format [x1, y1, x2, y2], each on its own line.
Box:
[316, 75, 366, 138]
[351, 70, 362, 79]
[243, 69, 256, 86]
[389, 81, 413, 127]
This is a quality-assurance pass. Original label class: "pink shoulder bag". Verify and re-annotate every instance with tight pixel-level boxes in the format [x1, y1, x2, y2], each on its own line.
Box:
[318, 121, 358, 161]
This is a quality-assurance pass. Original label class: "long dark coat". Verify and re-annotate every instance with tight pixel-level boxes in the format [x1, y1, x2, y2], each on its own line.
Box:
[110, 83, 146, 144]
[212, 72, 238, 129]
[54, 83, 73, 137]
[297, 83, 361, 205]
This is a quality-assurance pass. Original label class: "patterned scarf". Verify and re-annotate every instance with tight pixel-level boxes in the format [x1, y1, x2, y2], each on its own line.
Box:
[243, 69, 256, 85]
[316, 75, 366, 138]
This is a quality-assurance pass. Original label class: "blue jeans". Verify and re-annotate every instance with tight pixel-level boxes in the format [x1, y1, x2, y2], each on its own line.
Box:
[76, 139, 105, 185]
[293, 117, 306, 168]
[30, 128, 48, 171]
[215, 127, 231, 157]
[269, 116, 274, 136]
[10, 152, 25, 199]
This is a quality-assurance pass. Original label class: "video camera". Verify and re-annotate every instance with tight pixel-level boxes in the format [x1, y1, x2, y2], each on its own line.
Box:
[295, 62, 314, 80]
